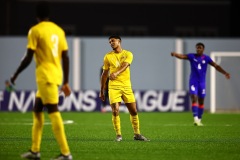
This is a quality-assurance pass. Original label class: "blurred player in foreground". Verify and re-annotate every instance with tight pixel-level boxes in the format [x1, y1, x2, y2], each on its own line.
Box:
[10, 1, 73, 159]
[99, 35, 150, 141]
[171, 42, 230, 126]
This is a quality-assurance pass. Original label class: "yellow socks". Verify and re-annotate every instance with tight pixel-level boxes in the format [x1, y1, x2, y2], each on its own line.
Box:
[31, 112, 44, 152]
[130, 115, 140, 135]
[112, 115, 121, 135]
[48, 112, 70, 155]
[112, 115, 140, 136]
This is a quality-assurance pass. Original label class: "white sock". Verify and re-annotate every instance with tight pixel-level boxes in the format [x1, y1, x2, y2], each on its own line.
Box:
[194, 116, 199, 122]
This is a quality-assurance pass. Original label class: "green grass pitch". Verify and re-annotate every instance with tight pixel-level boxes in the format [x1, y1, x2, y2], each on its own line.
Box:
[0, 111, 240, 160]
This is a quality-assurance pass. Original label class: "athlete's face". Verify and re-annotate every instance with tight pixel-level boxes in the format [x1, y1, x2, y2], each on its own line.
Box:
[109, 38, 121, 50]
[196, 45, 204, 55]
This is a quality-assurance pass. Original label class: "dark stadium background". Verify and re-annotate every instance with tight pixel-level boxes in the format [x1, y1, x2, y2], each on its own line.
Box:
[0, 0, 239, 37]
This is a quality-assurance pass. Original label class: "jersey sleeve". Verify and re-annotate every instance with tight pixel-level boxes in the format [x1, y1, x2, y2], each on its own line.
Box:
[60, 30, 68, 51]
[102, 54, 110, 70]
[187, 53, 193, 60]
[206, 55, 213, 64]
[124, 51, 133, 64]
[27, 28, 38, 50]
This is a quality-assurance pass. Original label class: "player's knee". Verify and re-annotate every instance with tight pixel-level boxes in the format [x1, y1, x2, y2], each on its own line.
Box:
[112, 109, 119, 116]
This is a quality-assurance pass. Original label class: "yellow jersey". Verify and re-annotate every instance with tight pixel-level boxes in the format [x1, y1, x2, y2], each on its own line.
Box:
[103, 49, 133, 88]
[27, 21, 68, 85]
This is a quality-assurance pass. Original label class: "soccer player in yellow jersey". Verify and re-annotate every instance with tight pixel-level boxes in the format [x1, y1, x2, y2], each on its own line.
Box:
[99, 35, 150, 142]
[10, 1, 73, 160]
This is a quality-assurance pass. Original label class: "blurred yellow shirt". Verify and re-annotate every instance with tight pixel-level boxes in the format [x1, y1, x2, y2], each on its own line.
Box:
[27, 21, 68, 85]
[103, 50, 133, 88]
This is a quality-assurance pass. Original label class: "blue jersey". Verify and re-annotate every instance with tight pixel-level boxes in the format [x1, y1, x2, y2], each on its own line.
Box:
[187, 53, 213, 83]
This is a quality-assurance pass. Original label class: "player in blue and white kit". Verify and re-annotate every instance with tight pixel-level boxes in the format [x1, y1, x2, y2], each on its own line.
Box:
[171, 42, 230, 126]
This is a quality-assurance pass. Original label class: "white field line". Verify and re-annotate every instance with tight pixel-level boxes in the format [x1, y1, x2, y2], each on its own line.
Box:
[0, 120, 74, 125]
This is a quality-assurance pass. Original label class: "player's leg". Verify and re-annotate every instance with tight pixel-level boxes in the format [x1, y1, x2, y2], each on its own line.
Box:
[43, 83, 72, 158]
[110, 102, 122, 141]
[190, 94, 199, 125]
[123, 88, 149, 141]
[47, 104, 71, 156]
[31, 97, 44, 153]
[197, 98, 204, 126]
[125, 102, 149, 141]
[21, 94, 43, 160]
[197, 82, 206, 126]
[109, 88, 122, 141]
[189, 82, 200, 125]
[125, 102, 139, 133]
[197, 82, 206, 125]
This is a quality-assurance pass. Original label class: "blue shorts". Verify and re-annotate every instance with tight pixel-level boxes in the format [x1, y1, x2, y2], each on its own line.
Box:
[189, 81, 206, 98]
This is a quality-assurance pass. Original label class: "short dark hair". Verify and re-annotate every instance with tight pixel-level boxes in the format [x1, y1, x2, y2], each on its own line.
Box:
[109, 35, 121, 41]
[196, 42, 205, 48]
[36, 1, 50, 19]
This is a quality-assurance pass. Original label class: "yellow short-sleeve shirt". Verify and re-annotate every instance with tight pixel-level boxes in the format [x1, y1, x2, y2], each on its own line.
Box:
[27, 21, 68, 85]
[102, 50, 133, 88]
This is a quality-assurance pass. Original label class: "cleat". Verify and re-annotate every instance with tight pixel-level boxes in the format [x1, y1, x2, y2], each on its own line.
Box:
[51, 153, 73, 160]
[134, 134, 150, 141]
[20, 150, 40, 160]
[194, 121, 203, 126]
[115, 135, 122, 142]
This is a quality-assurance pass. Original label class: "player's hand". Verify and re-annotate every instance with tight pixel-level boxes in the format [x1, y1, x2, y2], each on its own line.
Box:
[109, 72, 119, 80]
[225, 73, 230, 79]
[171, 52, 176, 57]
[61, 83, 71, 97]
[10, 74, 17, 85]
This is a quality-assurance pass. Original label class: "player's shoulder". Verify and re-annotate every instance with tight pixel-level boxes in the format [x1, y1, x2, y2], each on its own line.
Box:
[105, 51, 113, 55]
[187, 53, 195, 56]
[202, 54, 212, 61]
[123, 49, 132, 53]
[186, 53, 194, 59]
[103, 51, 113, 59]
[51, 22, 64, 29]
[203, 53, 210, 57]
[28, 23, 40, 36]
[122, 49, 133, 56]
[29, 23, 39, 31]
[46, 22, 65, 32]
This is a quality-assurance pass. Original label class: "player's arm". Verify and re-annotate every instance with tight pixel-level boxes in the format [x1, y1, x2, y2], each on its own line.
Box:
[10, 48, 34, 85]
[171, 52, 188, 59]
[60, 50, 71, 96]
[100, 69, 109, 101]
[209, 61, 230, 79]
[109, 62, 129, 80]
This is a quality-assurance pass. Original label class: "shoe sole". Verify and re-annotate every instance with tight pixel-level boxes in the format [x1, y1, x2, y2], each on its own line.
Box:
[134, 139, 150, 141]
[194, 123, 203, 126]
[21, 156, 40, 160]
[134, 137, 150, 141]
[116, 138, 122, 142]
